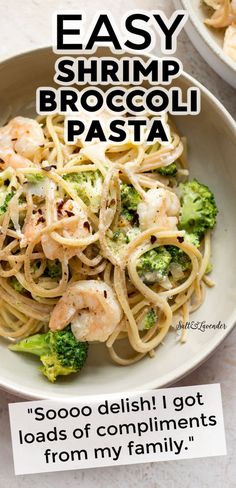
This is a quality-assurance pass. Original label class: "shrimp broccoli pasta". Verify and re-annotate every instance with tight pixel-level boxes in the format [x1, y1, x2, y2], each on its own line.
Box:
[202, 0, 236, 61]
[0, 113, 218, 382]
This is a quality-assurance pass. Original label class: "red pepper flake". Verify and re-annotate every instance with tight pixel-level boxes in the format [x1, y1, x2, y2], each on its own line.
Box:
[177, 236, 184, 243]
[104, 290, 107, 298]
[38, 208, 42, 215]
[57, 200, 64, 213]
[132, 212, 139, 225]
[65, 210, 74, 217]
[37, 216, 45, 224]
[83, 221, 90, 231]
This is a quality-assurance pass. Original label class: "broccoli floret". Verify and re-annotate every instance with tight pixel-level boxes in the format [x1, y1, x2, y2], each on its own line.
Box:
[137, 247, 172, 284]
[184, 232, 201, 248]
[112, 229, 128, 244]
[45, 260, 62, 279]
[157, 163, 178, 177]
[142, 308, 157, 330]
[25, 173, 44, 184]
[9, 327, 88, 383]
[121, 183, 141, 210]
[120, 208, 135, 222]
[167, 245, 191, 272]
[112, 227, 141, 247]
[120, 183, 141, 222]
[11, 277, 26, 294]
[178, 179, 218, 239]
[126, 227, 141, 242]
[137, 244, 194, 285]
[63, 171, 103, 213]
[0, 191, 14, 215]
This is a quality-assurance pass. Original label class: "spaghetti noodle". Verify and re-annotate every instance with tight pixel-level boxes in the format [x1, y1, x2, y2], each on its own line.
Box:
[0, 112, 216, 368]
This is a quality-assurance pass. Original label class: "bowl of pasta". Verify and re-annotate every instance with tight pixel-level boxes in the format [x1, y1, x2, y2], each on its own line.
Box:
[173, 0, 236, 88]
[0, 47, 235, 400]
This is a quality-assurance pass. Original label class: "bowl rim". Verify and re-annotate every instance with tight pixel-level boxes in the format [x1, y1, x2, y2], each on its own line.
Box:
[0, 46, 235, 401]
[176, 0, 236, 73]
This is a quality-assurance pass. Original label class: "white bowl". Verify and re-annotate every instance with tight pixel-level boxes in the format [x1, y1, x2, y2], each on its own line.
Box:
[0, 47, 235, 400]
[173, 0, 236, 89]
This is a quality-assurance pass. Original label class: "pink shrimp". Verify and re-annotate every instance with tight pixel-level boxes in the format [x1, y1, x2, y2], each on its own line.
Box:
[205, 0, 236, 28]
[49, 280, 122, 342]
[0, 117, 45, 169]
[23, 199, 91, 260]
[137, 188, 180, 231]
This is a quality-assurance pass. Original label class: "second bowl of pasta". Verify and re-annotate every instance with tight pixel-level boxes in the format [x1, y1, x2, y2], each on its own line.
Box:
[173, 0, 236, 88]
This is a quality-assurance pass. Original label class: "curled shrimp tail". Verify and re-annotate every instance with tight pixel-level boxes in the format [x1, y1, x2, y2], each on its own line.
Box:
[49, 280, 123, 342]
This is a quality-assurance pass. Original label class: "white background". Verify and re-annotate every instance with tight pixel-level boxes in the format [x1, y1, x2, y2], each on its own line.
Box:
[0, 0, 235, 487]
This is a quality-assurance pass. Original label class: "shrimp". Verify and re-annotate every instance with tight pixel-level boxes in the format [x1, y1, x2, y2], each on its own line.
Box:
[137, 188, 180, 231]
[204, 0, 225, 9]
[205, 0, 236, 28]
[49, 280, 123, 342]
[23, 209, 45, 243]
[0, 116, 45, 169]
[23, 199, 92, 260]
[223, 24, 236, 60]
[42, 200, 92, 260]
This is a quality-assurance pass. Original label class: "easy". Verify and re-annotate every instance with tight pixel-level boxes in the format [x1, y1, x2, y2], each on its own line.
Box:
[54, 10, 188, 54]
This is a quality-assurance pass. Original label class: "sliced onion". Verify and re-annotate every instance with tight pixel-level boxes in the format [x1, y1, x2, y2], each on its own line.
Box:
[169, 262, 185, 281]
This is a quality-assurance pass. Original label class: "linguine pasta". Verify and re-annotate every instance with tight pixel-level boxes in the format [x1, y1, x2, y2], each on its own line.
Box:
[0, 112, 215, 368]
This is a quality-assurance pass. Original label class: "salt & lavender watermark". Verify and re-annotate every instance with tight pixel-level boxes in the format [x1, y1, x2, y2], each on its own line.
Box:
[176, 320, 227, 332]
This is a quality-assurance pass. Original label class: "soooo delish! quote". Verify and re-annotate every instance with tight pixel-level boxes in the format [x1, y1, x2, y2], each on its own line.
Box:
[9, 385, 226, 475]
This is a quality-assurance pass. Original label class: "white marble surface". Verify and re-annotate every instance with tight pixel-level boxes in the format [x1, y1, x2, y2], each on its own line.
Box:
[0, 1, 235, 487]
